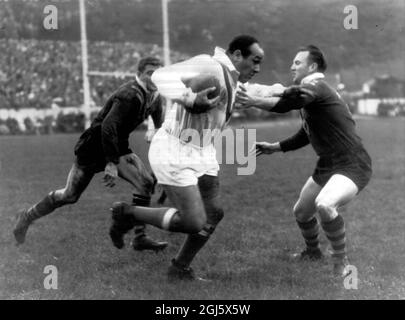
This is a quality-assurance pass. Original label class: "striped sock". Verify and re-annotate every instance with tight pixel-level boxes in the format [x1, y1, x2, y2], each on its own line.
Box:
[296, 217, 320, 252]
[132, 194, 151, 238]
[26, 191, 59, 222]
[321, 215, 346, 260]
[175, 224, 216, 268]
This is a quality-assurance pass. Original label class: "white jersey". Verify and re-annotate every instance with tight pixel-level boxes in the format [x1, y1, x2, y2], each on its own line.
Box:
[151, 47, 240, 147]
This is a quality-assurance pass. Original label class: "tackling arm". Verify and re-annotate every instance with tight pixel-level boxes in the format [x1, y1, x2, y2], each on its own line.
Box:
[236, 83, 285, 111]
[279, 126, 310, 152]
[271, 85, 316, 113]
[101, 97, 137, 164]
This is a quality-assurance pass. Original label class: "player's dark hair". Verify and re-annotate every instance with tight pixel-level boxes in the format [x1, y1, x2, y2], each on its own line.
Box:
[298, 45, 327, 72]
[137, 56, 163, 73]
[227, 35, 259, 58]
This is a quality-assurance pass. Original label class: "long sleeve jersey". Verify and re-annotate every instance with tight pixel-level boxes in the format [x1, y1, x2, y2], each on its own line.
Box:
[151, 47, 239, 147]
[75, 78, 163, 164]
[271, 73, 367, 157]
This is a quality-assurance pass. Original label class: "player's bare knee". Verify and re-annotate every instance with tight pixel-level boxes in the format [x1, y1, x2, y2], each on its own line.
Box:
[315, 199, 336, 221]
[293, 201, 300, 216]
[184, 215, 207, 234]
[61, 191, 80, 204]
[293, 202, 308, 221]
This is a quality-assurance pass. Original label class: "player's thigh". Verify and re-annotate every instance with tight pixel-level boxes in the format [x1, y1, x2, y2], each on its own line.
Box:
[117, 154, 154, 194]
[163, 184, 206, 226]
[316, 174, 358, 209]
[294, 176, 323, 217]
[56, 163, 94, 200]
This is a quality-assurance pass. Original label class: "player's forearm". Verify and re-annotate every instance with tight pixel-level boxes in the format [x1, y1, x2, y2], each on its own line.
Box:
[279, 127, 310, 152]
[250, 97, 282, 111]
[271, 85, 316, 113]
[151, 67, 197, 108]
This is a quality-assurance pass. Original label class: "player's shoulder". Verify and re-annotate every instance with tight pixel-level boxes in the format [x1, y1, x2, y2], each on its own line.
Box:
[302, 78, 323, 88]
[191, 54, 214, 62]
[301, 78, 329, 96]
[189, 54, 221, 71]
[313, 79, 336, 96]
[114, 80, 145, 102]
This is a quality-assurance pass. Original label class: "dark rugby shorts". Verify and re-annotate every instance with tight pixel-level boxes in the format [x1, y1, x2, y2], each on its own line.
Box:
[312, 149, 372, 192]
[74, 130, 106, 173]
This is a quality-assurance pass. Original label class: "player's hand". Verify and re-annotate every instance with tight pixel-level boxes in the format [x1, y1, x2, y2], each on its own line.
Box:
[249, 141, 281, 157]
[191, 87, 221, 113]
[103, 162, 118, 188]
[235, 86, 257, 109]
[145, 129, 156, 143]
[269, 83, 287, 97]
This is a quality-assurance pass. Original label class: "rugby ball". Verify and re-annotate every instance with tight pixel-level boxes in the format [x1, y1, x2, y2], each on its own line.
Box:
[182, 74, 221, 99]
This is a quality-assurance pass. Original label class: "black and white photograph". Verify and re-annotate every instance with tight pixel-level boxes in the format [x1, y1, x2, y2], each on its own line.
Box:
[0, 0, 404, 303]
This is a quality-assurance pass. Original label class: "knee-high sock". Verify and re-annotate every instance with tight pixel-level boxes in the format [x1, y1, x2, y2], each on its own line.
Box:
[296, 217, 320, 252]
[321, 215, 346, 260]
[122, 205, 184, 232]
[174, 224, 216, 268]
[173, 206, 224, 268]
[132, 194, 151, 238]
[24, 191, 60, 223]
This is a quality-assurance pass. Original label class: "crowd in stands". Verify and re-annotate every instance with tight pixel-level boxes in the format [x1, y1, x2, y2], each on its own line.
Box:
[2, 37, 403, 135]
[0, 38, 188, 110]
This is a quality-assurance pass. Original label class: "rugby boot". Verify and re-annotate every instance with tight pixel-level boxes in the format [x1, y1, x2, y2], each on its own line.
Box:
[167, 259, 210, 282]
[109, 202, 136, 249]
[13, 209, 32, 245]
[131, 235, 168, 252]
[291, 247, 324, 261]
[333, 256, 352, 277]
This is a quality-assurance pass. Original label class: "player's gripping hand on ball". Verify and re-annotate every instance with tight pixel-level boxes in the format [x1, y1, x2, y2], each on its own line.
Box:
[249, 141, 282, 157]
[187, 87, 221, 114]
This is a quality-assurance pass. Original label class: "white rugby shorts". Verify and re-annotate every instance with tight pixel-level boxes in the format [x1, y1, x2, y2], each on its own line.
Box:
[149, 128, 219, 186]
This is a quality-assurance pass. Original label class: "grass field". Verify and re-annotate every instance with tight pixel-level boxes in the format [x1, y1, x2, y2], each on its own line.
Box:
[0, 117, 404, 300]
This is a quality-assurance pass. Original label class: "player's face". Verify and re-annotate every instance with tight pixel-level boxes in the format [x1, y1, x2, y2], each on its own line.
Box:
[139, 64, 161, 91]
[290, 51, 315, 84]
[234, 43, 264, 83]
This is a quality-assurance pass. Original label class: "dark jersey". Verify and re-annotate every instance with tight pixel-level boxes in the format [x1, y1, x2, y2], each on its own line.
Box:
[274, 78, 367, 158]
[74, 79, 163, 165]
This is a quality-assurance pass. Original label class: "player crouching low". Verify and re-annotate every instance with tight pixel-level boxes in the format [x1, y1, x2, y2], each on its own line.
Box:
[13, 57, 168, 252]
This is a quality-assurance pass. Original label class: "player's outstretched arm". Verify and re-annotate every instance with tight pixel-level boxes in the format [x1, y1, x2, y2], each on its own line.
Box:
[249, 141, 282, 157]
[235, 86, 282, 112]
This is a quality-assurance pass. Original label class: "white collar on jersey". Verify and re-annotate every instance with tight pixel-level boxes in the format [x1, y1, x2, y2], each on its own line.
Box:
[213, 47, 240, 78]
[135, 74, 149, 93]
[301, 72, 325, 84]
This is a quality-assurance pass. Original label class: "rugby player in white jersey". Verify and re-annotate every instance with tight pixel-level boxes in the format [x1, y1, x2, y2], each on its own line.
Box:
[109, 35, 264, 281]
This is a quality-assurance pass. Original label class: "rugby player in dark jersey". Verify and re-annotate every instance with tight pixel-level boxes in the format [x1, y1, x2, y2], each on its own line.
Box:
[236, 45, 372, 277]
[13, 57, 168, 252]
